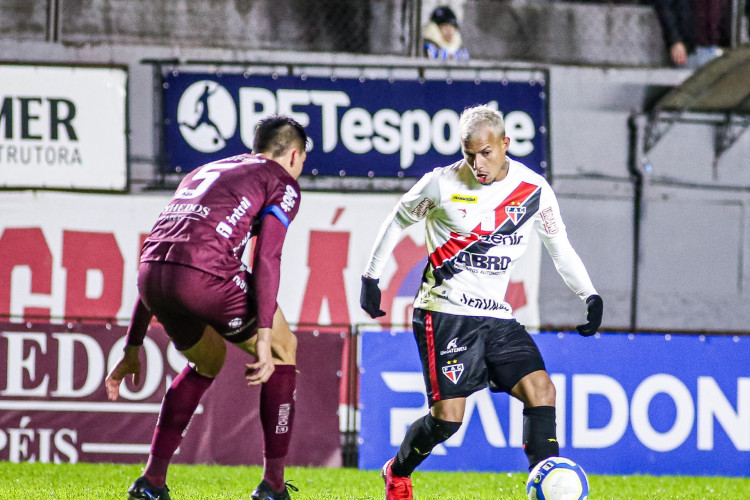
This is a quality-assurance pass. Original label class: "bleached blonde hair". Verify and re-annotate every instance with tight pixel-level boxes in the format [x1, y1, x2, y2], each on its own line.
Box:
[459, 104, 505, 142]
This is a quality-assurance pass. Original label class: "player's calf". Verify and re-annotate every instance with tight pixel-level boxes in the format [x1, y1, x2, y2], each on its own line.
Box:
[523, 405, 559, 470]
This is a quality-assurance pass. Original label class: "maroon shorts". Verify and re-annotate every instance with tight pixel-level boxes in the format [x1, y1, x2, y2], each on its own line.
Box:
[138, 261, 258, 351]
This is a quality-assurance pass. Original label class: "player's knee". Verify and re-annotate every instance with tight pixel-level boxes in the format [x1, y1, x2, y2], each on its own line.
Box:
[523, 374, 556, 407]
[428, 415, 462, 441]
[288, 331, 298, 354]
[533, 380, 555, 406]
[195, 342, 226, 378]
[274, 330, 297, 364]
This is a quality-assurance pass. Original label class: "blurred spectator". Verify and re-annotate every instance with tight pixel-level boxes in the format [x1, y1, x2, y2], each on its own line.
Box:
[653, 0, 730, 68]
[422, 6, 470, 61]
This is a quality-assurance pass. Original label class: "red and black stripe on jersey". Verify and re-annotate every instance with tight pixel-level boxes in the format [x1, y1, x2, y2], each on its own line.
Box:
[429, 182, 541, 286]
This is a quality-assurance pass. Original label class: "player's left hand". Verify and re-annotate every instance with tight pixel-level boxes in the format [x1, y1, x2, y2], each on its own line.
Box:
[576, 294, 603, 337]
[105, 345, 142, 401]
[246, 328, 275, 385]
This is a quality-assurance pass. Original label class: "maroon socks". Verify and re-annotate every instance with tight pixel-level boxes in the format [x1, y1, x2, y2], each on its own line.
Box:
[144, 365, 214, 487]
[260, 364, 296, 492]
[141, 363, 295, 492]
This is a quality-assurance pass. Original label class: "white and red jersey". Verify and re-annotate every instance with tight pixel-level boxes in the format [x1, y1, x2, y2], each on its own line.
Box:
[364, 158, 597, 319]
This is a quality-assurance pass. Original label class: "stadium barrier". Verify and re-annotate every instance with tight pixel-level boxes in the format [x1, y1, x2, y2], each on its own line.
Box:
[358, 327, 750, 477]
[1, 317, 748, 477]
[0, 317, 345, 468]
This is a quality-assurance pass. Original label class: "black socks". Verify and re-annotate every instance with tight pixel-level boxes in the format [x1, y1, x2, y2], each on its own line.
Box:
[523, 405, 559, 471]
[391, 414, 462, 477]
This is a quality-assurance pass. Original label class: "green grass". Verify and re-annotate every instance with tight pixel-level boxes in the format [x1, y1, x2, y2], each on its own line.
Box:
[1, 461, 749, 499]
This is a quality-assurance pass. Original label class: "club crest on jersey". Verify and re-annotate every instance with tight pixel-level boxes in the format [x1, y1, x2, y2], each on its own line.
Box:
[505, 202, 526, 225]
[442, 361, 464, 384]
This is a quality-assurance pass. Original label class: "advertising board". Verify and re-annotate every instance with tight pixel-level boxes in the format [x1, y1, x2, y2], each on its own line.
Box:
[359, 330, 750, 476]
[0, 321, 343, 465]
[0, 64, 128, 191]
[163, 71, 548, 178]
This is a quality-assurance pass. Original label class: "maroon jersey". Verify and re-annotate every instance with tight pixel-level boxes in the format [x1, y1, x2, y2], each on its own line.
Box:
[140, 153, 300, 328]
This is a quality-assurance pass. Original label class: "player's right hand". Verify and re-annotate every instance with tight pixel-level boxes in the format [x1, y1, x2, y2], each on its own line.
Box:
[360, 276, 386, 318]
[245, 328, 275, 385]
[105, 345, 142, 401]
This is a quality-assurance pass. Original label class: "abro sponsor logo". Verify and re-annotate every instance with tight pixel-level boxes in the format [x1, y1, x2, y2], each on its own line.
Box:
[454, 251, 511, 271]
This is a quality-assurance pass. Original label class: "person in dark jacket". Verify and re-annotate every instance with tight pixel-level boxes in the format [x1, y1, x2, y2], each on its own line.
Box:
[653, 0, 730, 68]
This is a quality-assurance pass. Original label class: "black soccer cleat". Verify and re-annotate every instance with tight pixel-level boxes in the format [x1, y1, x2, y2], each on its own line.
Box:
[250, 479, 298, 500]
[127, 476, 171, 500]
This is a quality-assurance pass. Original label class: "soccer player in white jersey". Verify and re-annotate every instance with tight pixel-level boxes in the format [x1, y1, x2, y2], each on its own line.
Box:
[360, 104, 603, 500]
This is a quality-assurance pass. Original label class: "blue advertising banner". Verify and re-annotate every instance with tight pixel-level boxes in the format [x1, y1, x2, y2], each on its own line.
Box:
[359, 330, 750, 476]
[163, 72, 548, 177]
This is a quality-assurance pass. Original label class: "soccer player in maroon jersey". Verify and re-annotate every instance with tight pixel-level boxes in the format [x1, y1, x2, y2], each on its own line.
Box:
[105, 115, 307, 500]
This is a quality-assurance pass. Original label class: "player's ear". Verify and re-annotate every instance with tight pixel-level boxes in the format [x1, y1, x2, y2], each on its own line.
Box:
[502, 135, 510, 151]
[288, 147, 305, 177]
[290, 148, 300, 167]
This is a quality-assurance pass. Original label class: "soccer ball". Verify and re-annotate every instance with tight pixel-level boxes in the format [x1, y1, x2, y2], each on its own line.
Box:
[526, 456, 589, 500]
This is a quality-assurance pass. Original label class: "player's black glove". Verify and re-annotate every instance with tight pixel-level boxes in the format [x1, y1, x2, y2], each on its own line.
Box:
[360, 276, 386, 319]
[576, 294, 603, 337]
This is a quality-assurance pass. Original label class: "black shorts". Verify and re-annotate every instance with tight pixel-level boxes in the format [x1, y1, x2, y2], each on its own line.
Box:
[138, 262, 258, 351]
[412, 308, 546, 405]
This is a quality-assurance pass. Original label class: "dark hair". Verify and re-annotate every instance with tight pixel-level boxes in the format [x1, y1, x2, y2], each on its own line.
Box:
[252, 115, 308, 158]
[431, 6, 458, 27]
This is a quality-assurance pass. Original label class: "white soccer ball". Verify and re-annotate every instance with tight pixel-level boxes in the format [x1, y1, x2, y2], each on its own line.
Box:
[526, 456, 589, 500]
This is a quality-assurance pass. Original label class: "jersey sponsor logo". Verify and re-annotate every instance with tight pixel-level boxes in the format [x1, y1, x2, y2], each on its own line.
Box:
[455, 251, 511, 272]
[440, 338, 468, 356]
[226, 196, 252, 225]
[232, 231, 254, 256]
[442, 360, 464, 384]
[460, 293, 511, 312]
[541, 207, 558, 234]
[215, 196, 252, 239]
[216, 222, 233, 238]
[451, 194, 478, 204]
[430, 183, 541, 286]
[159, 202, 211, 219]
[232, 274, 248, 293]
[412, 197, 434, 218]
[505, 202, 526, 225]
[281, 185, 299, 213]
[177, 80, 237, 153]
[478, 233, 523, 246]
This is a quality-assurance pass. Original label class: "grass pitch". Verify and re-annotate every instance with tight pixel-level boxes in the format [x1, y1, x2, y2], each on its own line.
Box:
[1, 461, 749, 499]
